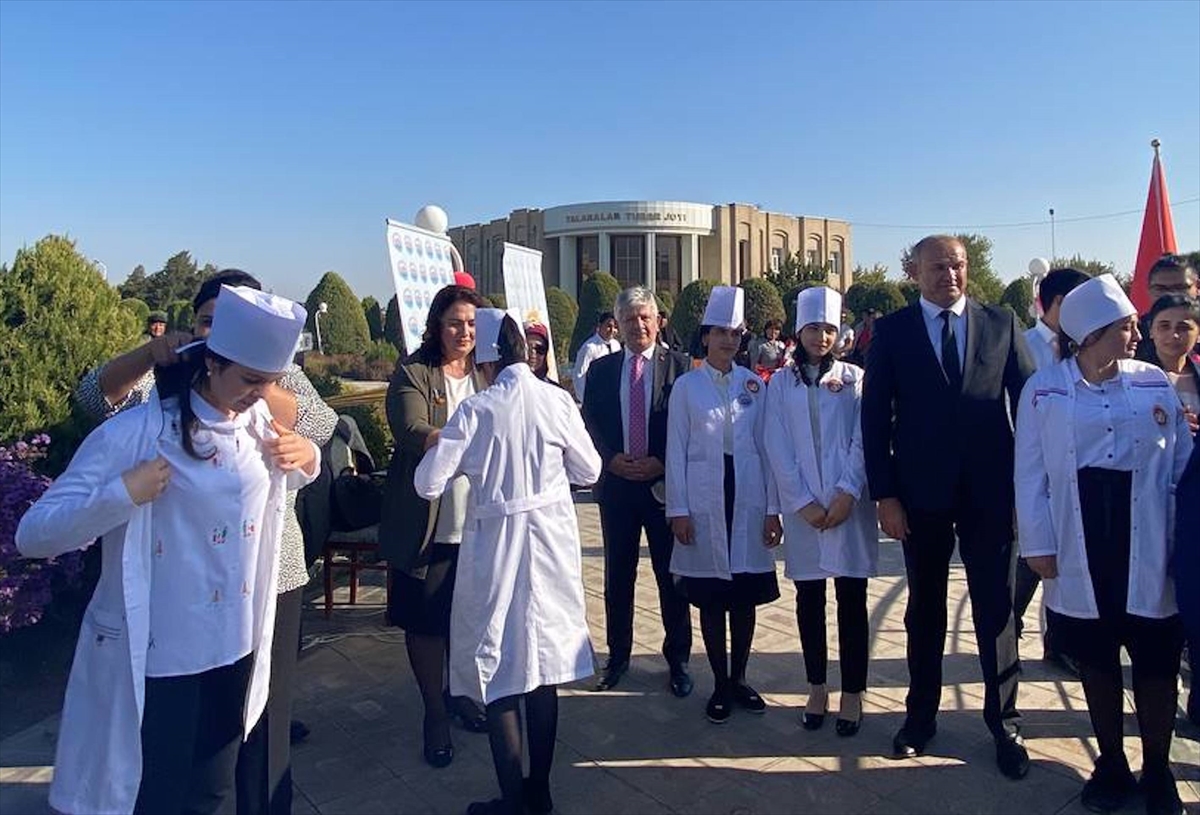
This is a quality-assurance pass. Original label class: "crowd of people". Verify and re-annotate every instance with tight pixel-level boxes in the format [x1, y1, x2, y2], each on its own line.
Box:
[13, 241, 1199, 815]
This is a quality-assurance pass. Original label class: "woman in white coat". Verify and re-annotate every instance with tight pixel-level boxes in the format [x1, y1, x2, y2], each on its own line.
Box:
[765, 287, 878, 737]
[414, 310, 602, 815]
[666, 286, 783, 724]
[16, 285, 319, 815]
[1016, 274, 1192, 815]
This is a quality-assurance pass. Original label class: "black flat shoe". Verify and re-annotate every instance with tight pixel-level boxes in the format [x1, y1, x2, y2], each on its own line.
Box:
[1080, 755, 1136, 813]
[835, 717, 862, 737]
[668, 667, 694, 698]
[891, 724, 936, 759]
[423, 742, 454, 768]
[465, 798, 519, 815]
[423, 715, 454, 768]
[706, 691, 732, 724]
[994, 734, 1030, 780]
[731, 683, 766, 714]
[593, 661, 628, 692]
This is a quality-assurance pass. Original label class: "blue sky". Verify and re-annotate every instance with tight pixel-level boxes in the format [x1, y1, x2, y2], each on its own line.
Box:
[2, 0, 1197, 305]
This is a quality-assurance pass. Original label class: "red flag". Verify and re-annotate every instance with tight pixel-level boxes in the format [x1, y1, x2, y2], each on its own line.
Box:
[1131, 140, 1178, 314]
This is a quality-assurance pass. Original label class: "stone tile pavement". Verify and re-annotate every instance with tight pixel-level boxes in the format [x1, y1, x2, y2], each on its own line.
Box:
[2, 498, 1196, 814]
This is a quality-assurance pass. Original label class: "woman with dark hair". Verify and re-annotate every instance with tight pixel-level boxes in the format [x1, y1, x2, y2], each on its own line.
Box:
[1146, 294, 1200, 434]
[18, 286, 319, 815]
[666, 286, 782, 725]
[1016, 275, 1192, 815]
[750, 319, 786, 373]
[74, 269, 336, 815]
[380, 284, 490, 768]
[414, 310, 602, 815]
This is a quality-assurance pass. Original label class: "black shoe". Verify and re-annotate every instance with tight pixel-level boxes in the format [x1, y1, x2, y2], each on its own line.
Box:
[835, 717, 862, 737]
[995, 734, 1030, 780]
[445, 693, 489, 733]
[593, 661, 628, 692]
[1141, 766, 1183, 815]
[706, 690, 732, 724]
[1080, 755, 1137, 813]
[522, 778, 554, 815]
[465, 798, 519, 815]
[289, 719, 310, 744]
[668, 666, 693, 698]
[731, 683, 766, 714]
[891, 724, 935, 759]
[423, 741, 454, 768]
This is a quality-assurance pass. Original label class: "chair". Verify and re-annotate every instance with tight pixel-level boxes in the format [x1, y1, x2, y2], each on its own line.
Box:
[321, 524, 391, 618]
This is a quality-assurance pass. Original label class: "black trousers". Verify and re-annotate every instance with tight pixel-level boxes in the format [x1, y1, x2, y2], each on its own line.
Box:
[135, 653, 255, 815]
[901, 502, 1021, 739]
[597, 479, 692, 669]
[236, 586, 303, 815]
[794, 578, 869, 693]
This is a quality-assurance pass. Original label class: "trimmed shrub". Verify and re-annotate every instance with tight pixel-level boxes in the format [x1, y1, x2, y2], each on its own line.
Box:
[304, 272, 370, 356]
[569, 272, 621, 358]
[0, 235, 140, 443]
[340, 404, 392, 471]
[738, 278, 785, 337]
[483, 292, 508, 310]
[362, 296, 384, 342]
[121, 297, 150, 325]
[655, 289, 674, 316]
[546, 287, 578, 365]
[166, 299, 194, 332]
[383, 295, 406, 354]
[844, 281, 907, 319]
[672, 279, 717, 357]
[1001, 278, 1035, 328]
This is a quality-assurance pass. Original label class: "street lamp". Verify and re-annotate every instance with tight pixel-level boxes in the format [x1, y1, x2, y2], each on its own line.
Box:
[314, 301, 328, 355]
[415, 204, 465, 272]
[1028, 257, 1051, 320]
[92, 259, 108, 281]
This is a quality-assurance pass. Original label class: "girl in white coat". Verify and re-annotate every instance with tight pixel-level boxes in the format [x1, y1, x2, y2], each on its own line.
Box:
[1016, 275, 1192, 815]
[414, 310, 602, 815]
[16, 286, 319, 815]
[765, 287, 878, 737]
[667, 286, 783, 724]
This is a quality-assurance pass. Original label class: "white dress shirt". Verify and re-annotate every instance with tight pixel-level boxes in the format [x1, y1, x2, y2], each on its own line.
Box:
[618, 346, 656, 456]
[919, 296, 967, 373]
[1069, 359, 1137, 471]
[701, 360, 735, 454]
[573, 333, 621, 402]
[1023, 319, 1059, 372]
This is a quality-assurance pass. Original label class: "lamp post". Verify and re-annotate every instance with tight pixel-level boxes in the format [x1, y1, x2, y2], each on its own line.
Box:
[1048, 208, 1056, 260]
[414, 204, 465, 272]
[1028, 257, 1051, 320]
[314, 301, 328, 355]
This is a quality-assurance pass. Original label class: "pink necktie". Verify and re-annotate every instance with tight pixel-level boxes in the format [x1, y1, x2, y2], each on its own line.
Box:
[628, 355, 647, 458]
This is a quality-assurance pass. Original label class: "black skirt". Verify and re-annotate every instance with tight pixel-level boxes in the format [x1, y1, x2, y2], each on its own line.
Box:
[387, 542, 460, 635]
[1047, 467, 1184, 676]
[679, 454, 780, 611]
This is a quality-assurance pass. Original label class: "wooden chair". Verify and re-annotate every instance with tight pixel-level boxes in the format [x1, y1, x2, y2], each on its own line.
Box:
[321, 524, 391, 618]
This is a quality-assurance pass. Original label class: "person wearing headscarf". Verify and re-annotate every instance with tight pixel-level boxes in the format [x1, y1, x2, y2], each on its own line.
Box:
[18, 286, 319, 815]
[666, 286, 782, 724]
[523, 321, 565, 389]
[1016, 274, 1192, 815]
[765, 287, 877, 737]
[414, 309, 602, 815]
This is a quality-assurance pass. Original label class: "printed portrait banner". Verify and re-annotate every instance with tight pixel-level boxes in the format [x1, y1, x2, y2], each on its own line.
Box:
[385, 218, 457, 354]
[502, 242, 558, 381]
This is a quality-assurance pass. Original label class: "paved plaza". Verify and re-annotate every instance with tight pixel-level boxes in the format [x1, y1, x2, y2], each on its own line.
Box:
[1, 499, 1196, 814]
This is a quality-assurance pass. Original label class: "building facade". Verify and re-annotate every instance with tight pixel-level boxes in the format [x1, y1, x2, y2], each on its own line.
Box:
[449, 200, 853, 300]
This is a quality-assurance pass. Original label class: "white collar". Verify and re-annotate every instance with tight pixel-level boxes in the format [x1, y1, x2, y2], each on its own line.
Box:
[702, 360, 733, 383]
[624, 345, 656, 362]
[1034, 319, 1057, 344]
[920, 295, 967, 320]
[191, 389, 253, 429]
[1066, 357, 1120, 390]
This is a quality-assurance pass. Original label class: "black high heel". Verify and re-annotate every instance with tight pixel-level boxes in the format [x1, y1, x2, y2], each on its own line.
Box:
[423, 716, 454, 768]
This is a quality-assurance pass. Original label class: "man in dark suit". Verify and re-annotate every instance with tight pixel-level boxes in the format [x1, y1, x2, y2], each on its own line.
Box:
[582, 286, 693, 697]
[862, 235, 1036, 779]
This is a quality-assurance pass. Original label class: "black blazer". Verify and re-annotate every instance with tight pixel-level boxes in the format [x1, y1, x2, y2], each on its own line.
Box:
[862, 300, 1035, 514]
[581, 345, 690, 504]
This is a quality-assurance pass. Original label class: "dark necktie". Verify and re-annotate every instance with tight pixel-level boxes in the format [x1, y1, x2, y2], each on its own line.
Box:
[940, 310, 962, 391]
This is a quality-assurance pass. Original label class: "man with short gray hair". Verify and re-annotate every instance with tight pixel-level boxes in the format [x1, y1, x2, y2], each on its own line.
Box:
[583, 286, 694, 696]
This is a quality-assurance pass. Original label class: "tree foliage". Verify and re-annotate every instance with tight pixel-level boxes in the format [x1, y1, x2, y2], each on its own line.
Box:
[117, 251, 213, 310]
[844, 281, 908, 319]
[546, 287, 578, 366]
[303, 272, 370, 356]
[362, 296, 384, 342]
[851, 263, 889, 286]
[655, 289, 675, 316]
[383, 295, 406, 354]
[120, 297, 150, 325]
[738, 278, 786, 337]
[764, 251, 830, 302]
[0, 235, 140, 443]
[483, 292, 508, 310]
[569, 272, 621, 358]
[166, 299, 194, 332]
[1049, 255, 1114, 277]
[901, 233, 1004, 305]
[1001, 278, 1035, 328]
[672, 279, 717, 356]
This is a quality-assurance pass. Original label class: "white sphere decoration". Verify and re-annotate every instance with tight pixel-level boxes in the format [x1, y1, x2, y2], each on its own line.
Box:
[414, 204, 449, 235]
[1028, 257, 1051, 277]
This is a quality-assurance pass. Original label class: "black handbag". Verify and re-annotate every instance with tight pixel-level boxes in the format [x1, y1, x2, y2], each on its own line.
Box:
[331, 469, 385, 532]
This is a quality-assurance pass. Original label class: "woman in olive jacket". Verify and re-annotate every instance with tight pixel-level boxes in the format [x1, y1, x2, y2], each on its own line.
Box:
[380, 284, 489, 768]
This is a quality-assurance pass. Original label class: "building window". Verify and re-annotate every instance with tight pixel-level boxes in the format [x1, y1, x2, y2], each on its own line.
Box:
[738, 240, 750, 283]
[806, 235, 823, 268]
[770, 247, 783, 272]
[612, 235, 644, 289]
[576, 235, 599, 296]
[656, 235, 681, 296]
[830, 250, 842, 277]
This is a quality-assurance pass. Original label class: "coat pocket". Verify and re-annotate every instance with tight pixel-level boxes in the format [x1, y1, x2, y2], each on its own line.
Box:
[85, 606, 126, 644]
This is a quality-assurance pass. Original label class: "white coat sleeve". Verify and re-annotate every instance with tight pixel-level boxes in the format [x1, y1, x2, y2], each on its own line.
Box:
[561, 394, 603, 485]
[756, 386, 780, 514]
[1014, 379, 1056, 558]
[664, 379, 690, 519]
[764, 378, 817, 515]
[833, 376, 867, 500]
[16, 417, 139, 559]
[283, 441, 322, 491]
[413, 403, 477, 500]
[573, 342, 600, 401]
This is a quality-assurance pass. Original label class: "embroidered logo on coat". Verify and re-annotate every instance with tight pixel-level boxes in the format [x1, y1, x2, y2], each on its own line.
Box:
[1153, 405, 1168, 426]
[745, 379, 760, 394]
[826, 379, 844, 393]
[211, 525, 228, 546]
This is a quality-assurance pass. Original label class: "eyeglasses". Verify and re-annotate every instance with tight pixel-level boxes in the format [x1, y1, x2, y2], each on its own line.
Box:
[528, 344, 548, 356]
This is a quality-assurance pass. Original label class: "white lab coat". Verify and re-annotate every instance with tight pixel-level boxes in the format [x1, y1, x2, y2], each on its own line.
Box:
[573, 333, 620, 402]
[764, 362, 878, 580]
[665, 365, 779, 579]
[1015, 359, 1193, 619]
[414, 364, 602, 704]
[15, 391, 314, 815]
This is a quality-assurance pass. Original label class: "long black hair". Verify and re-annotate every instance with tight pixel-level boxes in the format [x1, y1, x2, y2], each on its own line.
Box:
[155, 346, 233, 460]
[792, 325, 835, 386]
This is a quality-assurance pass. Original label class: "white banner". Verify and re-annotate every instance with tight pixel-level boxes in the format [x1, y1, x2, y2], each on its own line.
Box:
[386, 219, 456, 354]
[501, 242, 558, 381]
